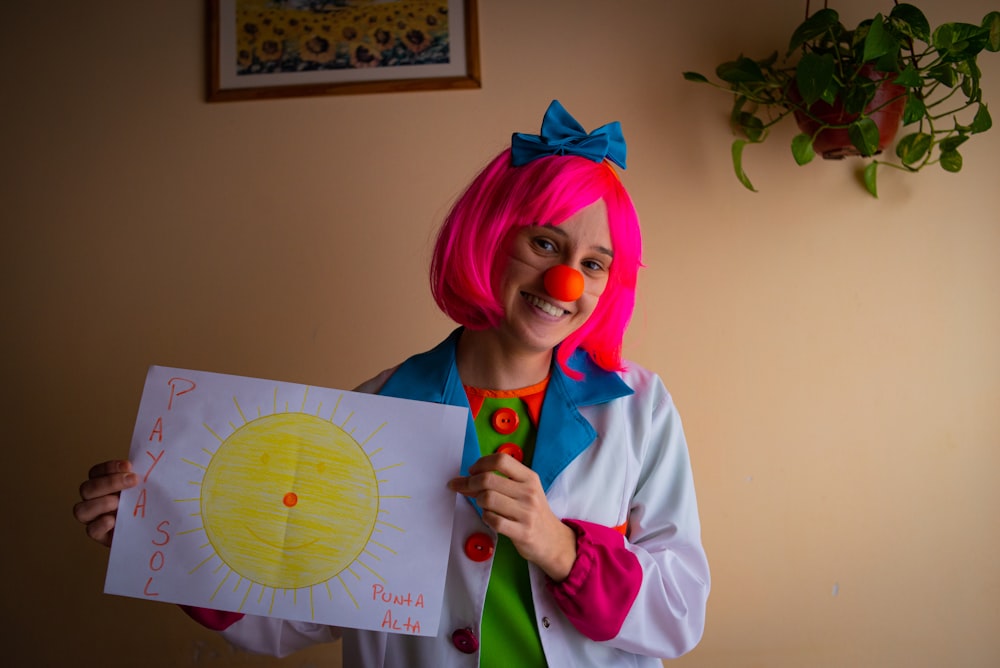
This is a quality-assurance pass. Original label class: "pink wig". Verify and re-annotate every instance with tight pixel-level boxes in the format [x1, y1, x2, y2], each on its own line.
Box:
[430, 149, 642, 377]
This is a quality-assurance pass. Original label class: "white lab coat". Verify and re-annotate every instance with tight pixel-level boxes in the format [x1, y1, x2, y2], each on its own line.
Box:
[219, 331, 710, 666]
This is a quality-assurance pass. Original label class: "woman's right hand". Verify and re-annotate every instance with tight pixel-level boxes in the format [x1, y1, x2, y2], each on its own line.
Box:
[72, 459, 137, 548]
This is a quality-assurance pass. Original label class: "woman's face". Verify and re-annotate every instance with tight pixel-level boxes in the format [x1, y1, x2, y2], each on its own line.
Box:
[495, 199, 612, 356]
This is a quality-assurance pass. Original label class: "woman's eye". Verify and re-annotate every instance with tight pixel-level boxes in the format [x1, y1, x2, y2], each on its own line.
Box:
[583, 259, 605, 272]
[533, 238, 556, 252]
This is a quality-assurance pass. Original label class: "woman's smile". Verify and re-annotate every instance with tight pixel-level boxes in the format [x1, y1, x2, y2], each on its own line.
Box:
[521, 291, 569, 318]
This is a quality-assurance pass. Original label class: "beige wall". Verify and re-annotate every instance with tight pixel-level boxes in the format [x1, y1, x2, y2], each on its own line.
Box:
[3, 1, 998, 666]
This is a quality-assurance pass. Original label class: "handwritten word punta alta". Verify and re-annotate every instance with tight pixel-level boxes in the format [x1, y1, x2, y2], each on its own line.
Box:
[133, 376, 196, 597]
[373, 584, 423, 634]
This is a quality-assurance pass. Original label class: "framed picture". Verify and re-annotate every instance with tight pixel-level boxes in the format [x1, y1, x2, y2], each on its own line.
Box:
[208, 0, 480, 101]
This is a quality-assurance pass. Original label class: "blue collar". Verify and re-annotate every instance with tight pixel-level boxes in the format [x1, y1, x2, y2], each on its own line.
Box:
[377, 328, 634, 494]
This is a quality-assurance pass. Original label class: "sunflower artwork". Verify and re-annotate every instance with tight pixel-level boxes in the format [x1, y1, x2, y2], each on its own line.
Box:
[210, 0, 480, 99]
[237, 0, 451, 72]
[104, 366, 467, 636]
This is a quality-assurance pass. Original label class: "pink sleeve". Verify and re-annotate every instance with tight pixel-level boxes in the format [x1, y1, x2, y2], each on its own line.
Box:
[180, 605, 245, 631]
[545, 519, 642, 641]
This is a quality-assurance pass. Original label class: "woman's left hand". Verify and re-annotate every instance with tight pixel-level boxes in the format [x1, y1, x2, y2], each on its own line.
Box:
[448, 453, 577, 582]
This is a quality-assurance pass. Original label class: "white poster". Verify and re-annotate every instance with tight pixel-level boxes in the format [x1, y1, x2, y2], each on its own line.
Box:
[105, 366, 467, 637]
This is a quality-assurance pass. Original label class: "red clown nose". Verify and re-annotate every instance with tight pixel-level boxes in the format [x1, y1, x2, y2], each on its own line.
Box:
[543, 265, 585, 302]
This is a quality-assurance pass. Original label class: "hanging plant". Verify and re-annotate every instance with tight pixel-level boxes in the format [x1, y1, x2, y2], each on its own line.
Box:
[683, 2, 1000, 196]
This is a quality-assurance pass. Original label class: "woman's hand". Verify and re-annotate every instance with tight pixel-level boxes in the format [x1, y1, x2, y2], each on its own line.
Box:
[72, 459, 137, 548]
[448, 453, 577, 581]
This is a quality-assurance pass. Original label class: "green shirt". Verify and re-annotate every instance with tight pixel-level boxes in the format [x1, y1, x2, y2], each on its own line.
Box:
[466, 384, 548, 668]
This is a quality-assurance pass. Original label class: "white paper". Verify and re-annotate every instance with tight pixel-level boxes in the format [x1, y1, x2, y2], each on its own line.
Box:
[105, 365, 467, 637]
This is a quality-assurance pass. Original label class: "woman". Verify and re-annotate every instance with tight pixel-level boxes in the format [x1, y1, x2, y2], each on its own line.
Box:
[74, 100, 710, 666]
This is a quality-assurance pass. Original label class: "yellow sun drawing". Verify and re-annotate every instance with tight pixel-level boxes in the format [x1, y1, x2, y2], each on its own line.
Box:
[177, 388, 406, 618]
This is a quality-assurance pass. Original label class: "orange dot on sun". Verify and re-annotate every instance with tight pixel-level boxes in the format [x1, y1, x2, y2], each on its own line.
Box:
[283, 492, 298, 507]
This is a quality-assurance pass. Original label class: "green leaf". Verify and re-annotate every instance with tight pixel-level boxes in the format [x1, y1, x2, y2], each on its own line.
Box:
[961, 70, 982, 99]
[874, 49, 901, 73]
[682, 71, 710, 83]
[791, 133, 816, 165]
[934, 23, 957, 50]
[848, 117, 881, 156]
[929, 63, 958, 87]
[730, 94, 749, 125]
[736, 112, 766, 142]
[795, 52, 836, 106]
[933, 22, 990, 61]
[971, 104, 993, 133]
[863, 14, 900, 62]
[853, 20, 874, 51]
[985, 11, 1000, 52]
[788, 8, 841, 54]
[717, 57, 765, 84]
[890, 4, 931, 43]
[955, 58, 982, 79]
[731, 140, 758, 191]
[902, 93, 926, 125]
[940, 135, 969, 152]
[843, 82, 876, 116]
[820, 80, 839, 105]
[894, 65, 922, 88]
[940, 150, 963, 172]
[895, 132, 932, 164]
[863, 162, 879, 197]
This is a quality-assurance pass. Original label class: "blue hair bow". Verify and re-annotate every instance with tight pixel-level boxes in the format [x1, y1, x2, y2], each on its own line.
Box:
[511, 100, 627, 169]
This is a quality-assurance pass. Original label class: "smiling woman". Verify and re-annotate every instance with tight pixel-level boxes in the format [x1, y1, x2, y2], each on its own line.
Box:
[73, 100, 710, 668]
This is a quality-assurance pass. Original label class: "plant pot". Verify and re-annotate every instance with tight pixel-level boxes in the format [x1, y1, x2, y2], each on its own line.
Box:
[792, 66, 907, 159]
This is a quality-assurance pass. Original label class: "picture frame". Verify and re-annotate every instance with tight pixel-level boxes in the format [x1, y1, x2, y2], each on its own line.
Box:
[208, 0, 480, 101]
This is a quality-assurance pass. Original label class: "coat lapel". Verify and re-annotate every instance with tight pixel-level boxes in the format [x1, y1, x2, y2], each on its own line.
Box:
[376, 329, 634, 499]
[533, 350, 633, 492]
[376, 329, 481, 478]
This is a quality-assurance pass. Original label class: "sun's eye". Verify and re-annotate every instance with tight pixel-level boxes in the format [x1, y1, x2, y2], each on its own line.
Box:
[260, 452, 270, 466]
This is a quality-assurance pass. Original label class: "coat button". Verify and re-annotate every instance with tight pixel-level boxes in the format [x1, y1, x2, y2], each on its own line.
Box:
[451, 628, 479, 654]
[496, 442, 524, 463]
[542, 616, 551, 628]
[490, 407, 519, 435]
[464, 532, 494, 562]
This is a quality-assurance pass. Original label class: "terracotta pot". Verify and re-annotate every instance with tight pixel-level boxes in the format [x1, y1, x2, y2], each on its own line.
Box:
[792, 65, 907, 159]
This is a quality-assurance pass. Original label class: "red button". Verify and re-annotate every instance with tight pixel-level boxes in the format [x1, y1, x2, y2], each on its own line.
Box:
[490, 407, 519, 435]
[451, 628, 478, 654]
[464, 532, 494, 562]
[496, 442, 524, 463]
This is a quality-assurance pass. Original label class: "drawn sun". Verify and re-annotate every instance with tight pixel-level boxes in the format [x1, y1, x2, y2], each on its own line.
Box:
[176, 388, 406, 617]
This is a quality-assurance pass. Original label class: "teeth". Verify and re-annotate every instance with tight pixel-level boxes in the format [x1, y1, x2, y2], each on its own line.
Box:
[524, 293, 566, 317]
